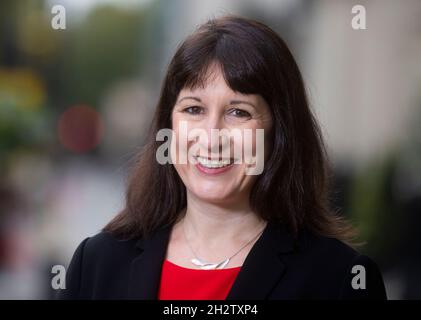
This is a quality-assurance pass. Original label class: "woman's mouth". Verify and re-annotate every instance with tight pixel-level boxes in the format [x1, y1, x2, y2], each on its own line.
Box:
[194, 156, 235, 175]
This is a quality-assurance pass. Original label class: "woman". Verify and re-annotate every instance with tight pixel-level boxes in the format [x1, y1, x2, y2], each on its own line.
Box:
[58, 16, 387, 300]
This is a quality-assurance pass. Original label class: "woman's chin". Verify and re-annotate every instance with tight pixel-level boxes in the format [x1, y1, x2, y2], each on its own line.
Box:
[191, 188, 235, 204]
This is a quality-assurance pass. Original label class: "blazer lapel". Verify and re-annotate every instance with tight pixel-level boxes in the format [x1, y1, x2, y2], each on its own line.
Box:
[128, 224, 172, 299]
[127, 220, 296, 300]
[225, 221, 295, 300]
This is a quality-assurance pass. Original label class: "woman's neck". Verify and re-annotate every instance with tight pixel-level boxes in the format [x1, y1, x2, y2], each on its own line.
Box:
[180, 192, 267, 249]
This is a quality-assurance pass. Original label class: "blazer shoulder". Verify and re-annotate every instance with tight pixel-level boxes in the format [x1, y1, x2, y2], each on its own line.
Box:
[56, 231, 140, 299]
[84, 231, 137, 252]
[301, 230, 360, 262]
[296, 230, 387, 299]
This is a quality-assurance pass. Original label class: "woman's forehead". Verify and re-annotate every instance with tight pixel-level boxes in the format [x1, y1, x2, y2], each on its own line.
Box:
[179, 73, 258, 102]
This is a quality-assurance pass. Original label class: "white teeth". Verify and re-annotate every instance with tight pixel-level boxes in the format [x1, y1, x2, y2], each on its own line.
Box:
[195, 156, 232, 168]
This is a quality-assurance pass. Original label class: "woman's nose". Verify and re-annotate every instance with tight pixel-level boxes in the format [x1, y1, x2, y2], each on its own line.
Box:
[196, 112, 228, 153]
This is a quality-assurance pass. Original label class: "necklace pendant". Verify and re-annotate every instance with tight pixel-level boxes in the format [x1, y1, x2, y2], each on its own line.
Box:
[191, 258, 230, 270]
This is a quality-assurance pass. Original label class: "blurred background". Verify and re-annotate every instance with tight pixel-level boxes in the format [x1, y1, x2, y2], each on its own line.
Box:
[0, 0, 420, 299]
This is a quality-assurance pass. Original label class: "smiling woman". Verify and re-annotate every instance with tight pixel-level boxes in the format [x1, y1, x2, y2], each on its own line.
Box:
[57, 15, 387, 300]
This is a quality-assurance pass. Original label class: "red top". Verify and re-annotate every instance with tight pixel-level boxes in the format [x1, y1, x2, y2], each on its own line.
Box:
[158, 259, 241, 300]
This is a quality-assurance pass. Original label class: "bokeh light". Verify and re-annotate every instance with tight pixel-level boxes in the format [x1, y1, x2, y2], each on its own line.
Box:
[57, 105, 104, 153]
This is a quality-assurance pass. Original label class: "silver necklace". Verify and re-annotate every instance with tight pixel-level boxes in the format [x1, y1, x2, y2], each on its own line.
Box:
[182, 219, 266, 270]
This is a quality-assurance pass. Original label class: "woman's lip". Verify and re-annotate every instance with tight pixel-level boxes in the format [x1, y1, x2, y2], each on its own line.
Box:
[195, 155, 234, 161]
[195, 162, 234, 175]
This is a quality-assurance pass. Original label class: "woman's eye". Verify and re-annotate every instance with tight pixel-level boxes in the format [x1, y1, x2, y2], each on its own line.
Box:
[228, 108, 251, 118]
[183, 106, 203, 115]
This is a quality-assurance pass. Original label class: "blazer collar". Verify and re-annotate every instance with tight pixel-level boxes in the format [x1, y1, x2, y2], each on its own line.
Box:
[128, 220, 298, 299]
[128, 224, 172, 299]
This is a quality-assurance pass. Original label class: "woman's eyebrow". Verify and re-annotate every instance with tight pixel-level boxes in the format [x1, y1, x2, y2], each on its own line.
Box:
[176, 97, 256, 108]
[229, 100, 256, 108]
[176, 96, 202, 104]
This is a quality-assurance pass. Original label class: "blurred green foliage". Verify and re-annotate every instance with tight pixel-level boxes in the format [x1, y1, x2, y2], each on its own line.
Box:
[0, 0, 152, 170]
[349, 152, 403, 262]
[60, 5, 149, 107]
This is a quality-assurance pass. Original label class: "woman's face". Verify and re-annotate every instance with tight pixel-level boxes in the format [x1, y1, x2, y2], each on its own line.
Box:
[171, 64, 273, 205]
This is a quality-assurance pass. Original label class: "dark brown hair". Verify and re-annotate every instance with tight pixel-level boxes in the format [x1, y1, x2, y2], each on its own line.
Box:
[104, 15, 356, 244]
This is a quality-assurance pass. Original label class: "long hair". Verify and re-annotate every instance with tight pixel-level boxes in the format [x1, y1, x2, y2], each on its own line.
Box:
[103, 15, 356, 244]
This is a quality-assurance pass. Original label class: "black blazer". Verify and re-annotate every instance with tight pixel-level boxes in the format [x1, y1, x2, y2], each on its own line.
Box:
[57, 221, 387, 300]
